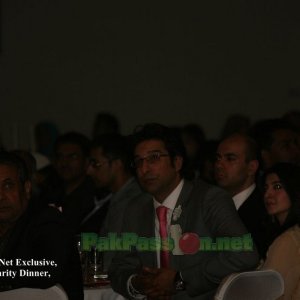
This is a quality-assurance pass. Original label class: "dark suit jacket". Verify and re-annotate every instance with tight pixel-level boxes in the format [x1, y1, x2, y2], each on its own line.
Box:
[237, 187, 269, 258]
[109, 180, 259, 300]
[61, 177, 97, 234]
[0, 203, 83, 300]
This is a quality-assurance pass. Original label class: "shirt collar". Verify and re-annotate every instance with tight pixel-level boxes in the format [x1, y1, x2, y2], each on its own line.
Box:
[154, 179, 184, 211]
[232, 183, 256, 210]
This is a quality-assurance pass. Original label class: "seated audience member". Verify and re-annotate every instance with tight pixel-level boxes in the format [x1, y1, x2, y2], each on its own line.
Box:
[220, 114, 251, 139]
[12, 150, 48, 202]
[91, 112, 120, 139]
[0, 151, 83, 300]
[34, 121, 59, 159]
[12, 150, 38, 195]
[180, 124, 206, 180]
[283, 110, 300, 133]
[249, 118, 300, 170]
[53, 132, 97, 233]
[262, 163, 300, 299]
[109, 123, 259, 300]
[86, 134, 150, 268]
[215, 134, 268, 257]
[200, 139, 219, 184]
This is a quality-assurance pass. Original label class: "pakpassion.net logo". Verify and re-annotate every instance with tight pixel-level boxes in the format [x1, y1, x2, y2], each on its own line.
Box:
[81, 232, 253, 255]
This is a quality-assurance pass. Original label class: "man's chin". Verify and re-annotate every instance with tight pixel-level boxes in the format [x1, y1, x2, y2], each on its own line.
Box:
[140, 183, 157, 195]
[0, 213, 19, 224]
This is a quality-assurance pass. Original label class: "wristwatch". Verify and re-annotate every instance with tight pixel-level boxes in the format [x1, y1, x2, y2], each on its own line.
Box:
[174, 271, 185, 291]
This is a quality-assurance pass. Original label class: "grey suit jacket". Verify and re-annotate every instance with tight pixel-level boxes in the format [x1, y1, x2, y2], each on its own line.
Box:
[102, 178, 151, 269]
[109, 180, 259, 300]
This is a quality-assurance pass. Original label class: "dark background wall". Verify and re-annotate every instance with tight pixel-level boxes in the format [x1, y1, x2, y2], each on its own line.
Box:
[1, 1, 300, 149]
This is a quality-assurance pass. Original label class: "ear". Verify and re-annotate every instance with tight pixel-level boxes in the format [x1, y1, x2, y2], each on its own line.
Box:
[24, 181, 32, 200]
[174, 156, 183, 172]
[248, 160, 259, 176]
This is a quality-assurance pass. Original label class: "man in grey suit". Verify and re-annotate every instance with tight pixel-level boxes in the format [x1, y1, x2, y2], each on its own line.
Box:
[87, 134, 149, 269]
[109, 124, 259, 300]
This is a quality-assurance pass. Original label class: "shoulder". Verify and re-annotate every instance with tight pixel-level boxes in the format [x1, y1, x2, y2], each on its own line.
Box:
[30, 205, 65, 223]
[19, 205, 71, 238]
[123, 178, 145, 200]
[121, 183, 153, 219]
[185, 179, 227, 198]
[266, 226, 300, 262]
[4, 206, 73, 257]
[272, 226, 300, 248]
[189, 179, 234, 207]
[185, 180, 238, 223]
[263, 226, 300, 271]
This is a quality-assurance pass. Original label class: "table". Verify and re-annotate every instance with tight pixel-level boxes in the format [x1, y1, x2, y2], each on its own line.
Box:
[84, 287, 126, 300]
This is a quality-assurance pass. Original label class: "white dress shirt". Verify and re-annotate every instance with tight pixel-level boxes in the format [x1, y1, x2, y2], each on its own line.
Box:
[153, 179, 184, 267]
[127, 179, 184, 298]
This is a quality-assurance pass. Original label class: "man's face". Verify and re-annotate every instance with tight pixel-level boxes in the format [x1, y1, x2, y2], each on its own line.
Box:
[54, 143, 88, 183]
[214, 137, 255, 195]
[87, 147, 115, 190]
[0, 164, 31, 224]
[134, 139, 182, 203]
[267, 129, 300, 166]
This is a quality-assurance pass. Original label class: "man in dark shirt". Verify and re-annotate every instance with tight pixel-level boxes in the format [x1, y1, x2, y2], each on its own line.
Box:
[0, 151, 83, 300]
[86, 134, 149, 269]
[53, 132, 98, 233]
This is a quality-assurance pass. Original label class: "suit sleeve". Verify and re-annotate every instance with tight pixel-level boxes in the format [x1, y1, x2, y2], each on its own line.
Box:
[181, 187, 259, 296]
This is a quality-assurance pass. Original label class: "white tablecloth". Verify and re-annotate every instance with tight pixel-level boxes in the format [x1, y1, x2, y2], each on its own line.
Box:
[84, 287, 126, 300]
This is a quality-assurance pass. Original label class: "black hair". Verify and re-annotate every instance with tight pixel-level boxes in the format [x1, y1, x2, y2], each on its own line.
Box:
[132, 123, 188, 178]
[54, 132, 91, 157]
[92, 112, 120, 138]
[249, 118, 295, 151]
[91, 134, 132, 173]
[263, 162, 300, 231]
[12, 150, 37, 182]
[0, 151, 30, 184]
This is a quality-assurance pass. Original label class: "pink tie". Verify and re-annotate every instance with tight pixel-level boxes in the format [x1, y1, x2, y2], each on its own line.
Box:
[156, 206, 169, 268]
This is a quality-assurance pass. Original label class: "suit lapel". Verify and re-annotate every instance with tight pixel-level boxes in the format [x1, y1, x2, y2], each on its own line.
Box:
[170, 180, 193, 226]
[169, 181, 194, 269]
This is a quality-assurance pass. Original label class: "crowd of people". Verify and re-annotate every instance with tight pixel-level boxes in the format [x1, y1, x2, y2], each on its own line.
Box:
[0, 111, 300, 300]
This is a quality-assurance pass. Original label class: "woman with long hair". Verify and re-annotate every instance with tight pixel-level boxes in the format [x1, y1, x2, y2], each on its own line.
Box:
[262, 162, 300, 299]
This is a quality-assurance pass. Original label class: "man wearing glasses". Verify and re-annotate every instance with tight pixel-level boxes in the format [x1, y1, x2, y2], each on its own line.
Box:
[109, 123, 259, 300]
[86, 134, 150, 269]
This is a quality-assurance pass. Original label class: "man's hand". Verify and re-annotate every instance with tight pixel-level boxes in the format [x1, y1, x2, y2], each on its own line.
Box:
[131, 272, 152, 294]
[142, 267, 177, 299]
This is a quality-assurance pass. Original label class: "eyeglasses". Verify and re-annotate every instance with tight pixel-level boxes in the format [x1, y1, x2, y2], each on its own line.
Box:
[55, 153, 81, 161]
[88, 158, 109, 169]
[131, 152, 169, 169]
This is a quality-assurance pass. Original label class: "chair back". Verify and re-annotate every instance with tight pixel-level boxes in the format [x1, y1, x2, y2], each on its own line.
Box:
[0, 285, 68, 300]
[214, 269, 284, 300]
